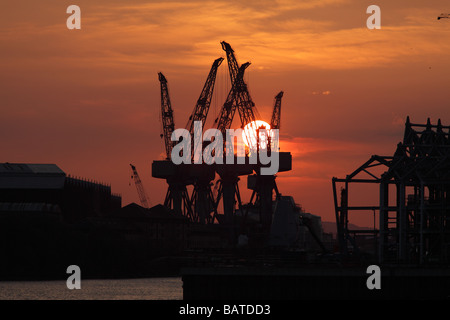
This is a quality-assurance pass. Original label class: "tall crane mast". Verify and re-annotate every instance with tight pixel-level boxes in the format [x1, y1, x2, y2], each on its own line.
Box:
[270, 91, 284, 130]
[130, 163, 151, 208]
[183, 58, 224, 225]
[158, 72, 175, 160]
[212, 43, 256, 228]
[221, 41, 240, 84]
[154, 71, 194, 220]
[267, 91, 284, 152]
[220, 41, 258, 138]
[244, 92, 284, 233]
[186, 57, 224, 158]
[220, 42, 285, 234]
[214, 62, 250, 136]
[186, 57, 224, 133]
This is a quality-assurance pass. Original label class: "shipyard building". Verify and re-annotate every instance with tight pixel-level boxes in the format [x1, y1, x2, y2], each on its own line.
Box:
[0, 163, 121, 222]
[0, 162, 197, 279]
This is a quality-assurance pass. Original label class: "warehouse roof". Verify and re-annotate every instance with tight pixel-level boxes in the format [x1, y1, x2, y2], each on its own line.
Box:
[0, 163, 65, 175]
[0, 163, 66, 189]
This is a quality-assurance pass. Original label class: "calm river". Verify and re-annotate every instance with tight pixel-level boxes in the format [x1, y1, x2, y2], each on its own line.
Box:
[0, 277, 183, 300]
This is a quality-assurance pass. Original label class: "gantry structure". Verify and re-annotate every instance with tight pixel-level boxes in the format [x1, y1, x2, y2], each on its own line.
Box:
[333, 117, 450, 264]
[152, 42, 292, 245]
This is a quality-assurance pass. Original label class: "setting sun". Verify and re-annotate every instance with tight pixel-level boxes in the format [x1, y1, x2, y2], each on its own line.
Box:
[242, 120, 272, 151]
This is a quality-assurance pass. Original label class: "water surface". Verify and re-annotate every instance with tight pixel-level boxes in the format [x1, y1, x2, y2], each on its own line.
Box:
[0, 277, 183, 300]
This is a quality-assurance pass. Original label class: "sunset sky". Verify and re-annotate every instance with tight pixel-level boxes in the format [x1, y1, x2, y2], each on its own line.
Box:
[1, 0, 450, 226]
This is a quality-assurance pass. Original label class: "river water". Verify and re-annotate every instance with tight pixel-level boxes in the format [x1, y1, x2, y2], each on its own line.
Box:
[0, 277, 183, 300]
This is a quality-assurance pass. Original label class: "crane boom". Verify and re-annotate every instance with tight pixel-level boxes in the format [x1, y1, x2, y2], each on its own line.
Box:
[214, 63, 249, 135]
[186, 57, 224, 159]
[186, 57, 224, 134]
[270, 91, 284, 130]
[221, 41, 240, 84]
[158, 72, 176, 160]
[130, 163, 151, 208]
[220, 41, 258, 128]
[234, 70, 257, 128]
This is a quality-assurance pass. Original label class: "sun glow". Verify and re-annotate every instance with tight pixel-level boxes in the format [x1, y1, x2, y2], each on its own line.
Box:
[242, 120, 272, 152]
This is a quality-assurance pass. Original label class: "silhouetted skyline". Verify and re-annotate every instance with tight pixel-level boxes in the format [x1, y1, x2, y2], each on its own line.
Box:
[1, 0, 450, 227]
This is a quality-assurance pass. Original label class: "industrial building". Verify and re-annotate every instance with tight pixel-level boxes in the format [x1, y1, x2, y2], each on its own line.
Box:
[0, 162, 201, 279]
[0, 162, 121, 222]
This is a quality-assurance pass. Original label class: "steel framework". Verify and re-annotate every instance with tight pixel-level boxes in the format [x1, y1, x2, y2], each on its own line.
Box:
[333, 117, 450, 264]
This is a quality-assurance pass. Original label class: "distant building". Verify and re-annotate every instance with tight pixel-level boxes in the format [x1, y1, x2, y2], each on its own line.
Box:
[0, 163, 121, 222]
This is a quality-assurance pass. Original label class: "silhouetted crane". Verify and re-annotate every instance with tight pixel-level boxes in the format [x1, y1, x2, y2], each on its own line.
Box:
[213, 42, 261, 228]
[158, 72, 175, 160]
[186, 57, 224, 160]
[130, 163, 151, 208]
[214, 62, 250, 137]
[268, 91, 284, 152]
[156, 72, 194, 219]
[270, 91, 283, 131]
[220, 41, 258, 131]
[157, 58, 225, 224]
[437, 13, 450, 20]
[185, 57, 224, 224]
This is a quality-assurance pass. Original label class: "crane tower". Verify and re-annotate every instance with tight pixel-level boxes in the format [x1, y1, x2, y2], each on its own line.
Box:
[130, 163, 151, 208]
